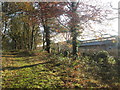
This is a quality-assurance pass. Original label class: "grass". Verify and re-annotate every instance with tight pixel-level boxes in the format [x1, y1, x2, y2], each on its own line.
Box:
[1, 50, 120, 88]
[2, 51, 64, 88]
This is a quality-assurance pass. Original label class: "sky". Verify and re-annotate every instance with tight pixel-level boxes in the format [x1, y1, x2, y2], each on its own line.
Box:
[52, 0, 120, 42]
[49, 0, 120, 43]
[79, 0, 119, 40]
[103, 0, 119, 35]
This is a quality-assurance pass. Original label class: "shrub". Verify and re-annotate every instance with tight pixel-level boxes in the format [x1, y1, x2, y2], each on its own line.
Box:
[108, 56, 116, 64]
[96, 51, 109, 59]
[96, 51, 109, 64]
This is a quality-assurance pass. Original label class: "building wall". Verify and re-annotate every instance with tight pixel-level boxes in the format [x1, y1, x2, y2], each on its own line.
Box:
[78, 43, 118, 57]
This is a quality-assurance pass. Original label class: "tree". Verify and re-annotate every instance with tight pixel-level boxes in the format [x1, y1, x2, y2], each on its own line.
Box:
[57, 0, 108, 57]
[69, 2, 79, 56]
[2, 2, 41, 50]
[37, 2, 65, 53]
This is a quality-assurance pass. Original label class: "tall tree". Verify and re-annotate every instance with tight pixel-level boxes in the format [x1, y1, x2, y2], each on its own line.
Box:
[37, 2, 65, 53]
[2, 2, 41, 50]
[57, 1, 108, 57]
[69, 2, 79, 56]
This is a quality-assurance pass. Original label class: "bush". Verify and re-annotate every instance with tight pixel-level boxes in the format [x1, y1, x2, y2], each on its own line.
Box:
[108, 56, 116, 64]
[96, 51, 109, 64]
[96, 51, 109, 59]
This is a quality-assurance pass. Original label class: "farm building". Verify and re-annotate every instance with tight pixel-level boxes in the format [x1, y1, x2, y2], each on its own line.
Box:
[38, 35, 119, 56]
[78, 36, 118, 56]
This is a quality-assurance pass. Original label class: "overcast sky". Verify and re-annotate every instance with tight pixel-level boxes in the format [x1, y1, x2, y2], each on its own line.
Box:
[51, 0, 120, 42]
[104, 0, 119, 35]
[79, 0, 119, 40]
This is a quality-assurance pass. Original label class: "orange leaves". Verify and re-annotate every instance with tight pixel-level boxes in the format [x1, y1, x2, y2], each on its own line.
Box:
[71, 71, 80, 77]
[39, 2, 65, 18]
[74, 65, 80, 69]
[15, 2, 33, 12]
[66, 67, 71, 71]
[96, 37, 102, 40]
[55, 29, 60, 32]
[64, 82, 74, 88]
[24, 2, 33, 11]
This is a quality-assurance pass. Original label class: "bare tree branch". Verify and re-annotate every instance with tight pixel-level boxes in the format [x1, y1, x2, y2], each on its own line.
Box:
[56, 17, 70, 30]
[110, 3, 120, 10]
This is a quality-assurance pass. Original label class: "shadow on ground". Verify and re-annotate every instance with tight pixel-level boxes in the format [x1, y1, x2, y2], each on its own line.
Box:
[1, 61, 51, 71]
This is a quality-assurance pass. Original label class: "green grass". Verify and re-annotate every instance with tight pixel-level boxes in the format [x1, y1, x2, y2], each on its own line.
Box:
[2, 51, 65, 88]
[1, 51, 120, 88]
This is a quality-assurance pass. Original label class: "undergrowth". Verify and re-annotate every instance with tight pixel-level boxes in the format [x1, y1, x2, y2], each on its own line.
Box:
[1, 50, 120, 88]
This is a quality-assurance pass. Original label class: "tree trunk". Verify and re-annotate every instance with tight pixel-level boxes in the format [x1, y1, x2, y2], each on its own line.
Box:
[71, 2, 78, 57]
[43, 32, 45, 50]
[31, 26, 35, 50]
[14, 39, 17, 50]
[45, 26, 50, 53]
[72, 30, 77, 56]
[42, 18, 51, 53]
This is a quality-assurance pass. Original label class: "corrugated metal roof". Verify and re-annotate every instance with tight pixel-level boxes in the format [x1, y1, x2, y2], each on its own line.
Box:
[79, 40, 114, 47]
